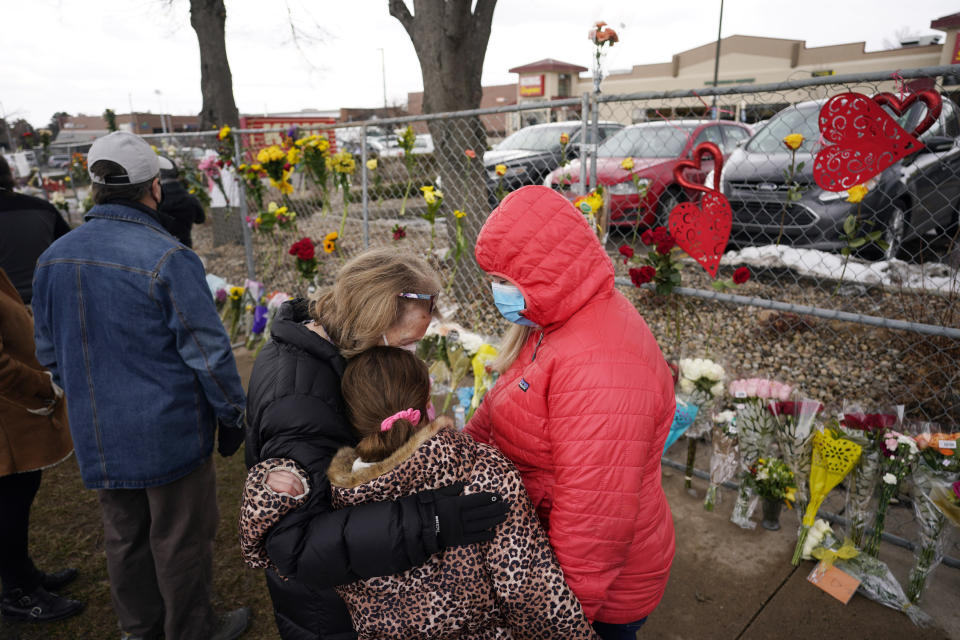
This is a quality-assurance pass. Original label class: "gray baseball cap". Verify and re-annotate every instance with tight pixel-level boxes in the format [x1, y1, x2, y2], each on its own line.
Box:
[87, 131, 160, 185]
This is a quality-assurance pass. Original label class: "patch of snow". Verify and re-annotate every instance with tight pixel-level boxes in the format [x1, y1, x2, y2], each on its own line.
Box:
[720, 246, 960, 295]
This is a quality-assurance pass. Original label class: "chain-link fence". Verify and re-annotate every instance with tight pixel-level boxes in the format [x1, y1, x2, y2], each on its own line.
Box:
[47, 65, 959, 566]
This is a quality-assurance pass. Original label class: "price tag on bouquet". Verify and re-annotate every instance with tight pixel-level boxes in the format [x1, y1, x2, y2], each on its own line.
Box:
[807, 561, 860, 604]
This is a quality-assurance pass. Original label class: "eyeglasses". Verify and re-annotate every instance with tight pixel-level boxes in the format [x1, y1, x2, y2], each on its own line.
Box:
[398, 292, 438, 314]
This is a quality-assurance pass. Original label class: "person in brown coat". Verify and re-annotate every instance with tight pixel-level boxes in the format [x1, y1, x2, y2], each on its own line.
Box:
[0, 268, 83, 623]
[240, 347, 598, 639]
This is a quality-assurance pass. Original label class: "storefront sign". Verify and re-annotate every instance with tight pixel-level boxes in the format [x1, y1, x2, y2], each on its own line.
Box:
[519, 75, 545, 97]
[811, 70, 835, 77]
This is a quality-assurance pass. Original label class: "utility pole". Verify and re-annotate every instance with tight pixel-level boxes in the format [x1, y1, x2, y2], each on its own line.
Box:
[711, 0, 724, 119]
[378, 48, 387, 109]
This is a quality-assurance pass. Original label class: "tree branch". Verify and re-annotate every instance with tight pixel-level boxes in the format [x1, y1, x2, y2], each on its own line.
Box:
[472, 0, 497, 29]
[387, 0, 414, 35]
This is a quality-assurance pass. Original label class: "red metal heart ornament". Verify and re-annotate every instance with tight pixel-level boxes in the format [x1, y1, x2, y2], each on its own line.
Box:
[872, 90, 942, 138]
[813, 92, 924, 192]
[669, 142, 731, 278]
[668, 193, 732, 279]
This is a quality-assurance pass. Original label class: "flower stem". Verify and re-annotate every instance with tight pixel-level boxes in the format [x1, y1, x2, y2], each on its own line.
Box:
[684, 437, 697, 490]
[775, 148, 797, 247]
[833, 202, 862, 297]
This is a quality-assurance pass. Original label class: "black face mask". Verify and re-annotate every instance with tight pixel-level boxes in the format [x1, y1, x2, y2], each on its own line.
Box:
[154, 182, 165, 209]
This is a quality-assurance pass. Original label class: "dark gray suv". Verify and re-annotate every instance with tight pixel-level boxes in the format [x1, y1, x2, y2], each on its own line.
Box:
[720, 96, 960, 260]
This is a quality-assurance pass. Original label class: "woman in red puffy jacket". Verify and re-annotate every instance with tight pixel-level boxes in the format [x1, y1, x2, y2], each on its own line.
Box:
[465, 185, 676, 639]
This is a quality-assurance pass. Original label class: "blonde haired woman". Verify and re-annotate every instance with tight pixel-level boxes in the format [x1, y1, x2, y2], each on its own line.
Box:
[466, 186, 676, 640]
[243, 247, 508, 639]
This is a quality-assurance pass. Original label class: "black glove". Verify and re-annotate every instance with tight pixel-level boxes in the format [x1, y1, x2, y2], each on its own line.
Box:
[417, 481, 509, 550]
[217, 419, 245, 457]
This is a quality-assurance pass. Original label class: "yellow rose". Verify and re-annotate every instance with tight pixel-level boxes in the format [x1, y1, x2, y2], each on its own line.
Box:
[846, 184, 869, 203]
[495, 164, 507, 177]
[218, 125, 231, 141]
[620, 157, 634, 171]
[783, 133, 804, 151]
[366, 159, 377, 171]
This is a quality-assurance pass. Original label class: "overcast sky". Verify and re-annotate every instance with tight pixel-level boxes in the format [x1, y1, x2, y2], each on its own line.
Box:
[3, 0, 957, 127]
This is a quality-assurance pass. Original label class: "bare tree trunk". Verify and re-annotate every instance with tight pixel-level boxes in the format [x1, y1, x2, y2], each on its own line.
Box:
[389, 0, 496, 301]
[190, 0, 240, 129]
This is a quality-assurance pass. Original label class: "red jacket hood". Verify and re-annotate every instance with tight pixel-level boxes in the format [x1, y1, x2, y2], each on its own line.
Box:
[475, 186, 614, 328]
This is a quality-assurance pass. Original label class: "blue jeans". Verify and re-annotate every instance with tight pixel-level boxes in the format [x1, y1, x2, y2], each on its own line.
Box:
[592, 618, 647, 639]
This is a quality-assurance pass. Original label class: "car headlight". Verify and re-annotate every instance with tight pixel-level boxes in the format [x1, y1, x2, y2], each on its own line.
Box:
[608, 178, 651, 195]
[818, 177, 879, 202]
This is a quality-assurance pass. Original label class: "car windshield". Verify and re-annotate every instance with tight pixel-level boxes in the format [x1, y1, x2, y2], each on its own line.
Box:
[496, 126, 574, 152]
[597, 124, 695, 158]
[746, 100, 919, 154]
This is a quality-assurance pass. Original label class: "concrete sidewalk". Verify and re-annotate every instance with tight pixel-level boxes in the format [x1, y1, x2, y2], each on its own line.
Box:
[646, 466, 959, 639]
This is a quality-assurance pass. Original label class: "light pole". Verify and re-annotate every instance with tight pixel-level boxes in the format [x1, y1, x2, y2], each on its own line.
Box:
[378, 48, 387, 109]
[710, 0, 725, 118]
[155, 89, 168, 134]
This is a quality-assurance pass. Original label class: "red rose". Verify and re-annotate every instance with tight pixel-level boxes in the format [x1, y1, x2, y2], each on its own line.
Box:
[619, 245, 634, 261]
[655, 236, 675, 255]
[629, 266, 656, 286]
[732, 266, 751, 284]
[651, 226, 670, 245]
[640, 229, 654, 246]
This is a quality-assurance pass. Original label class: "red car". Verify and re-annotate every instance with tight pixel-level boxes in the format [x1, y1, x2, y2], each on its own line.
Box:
[544, 120, 751, 228]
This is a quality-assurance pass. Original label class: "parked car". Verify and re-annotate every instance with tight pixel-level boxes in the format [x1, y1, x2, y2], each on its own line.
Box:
[47, 154, 71, 169]
[485, 120, 624, 196]
[719, 96, 960, 260]
[545, 120, 751, 228]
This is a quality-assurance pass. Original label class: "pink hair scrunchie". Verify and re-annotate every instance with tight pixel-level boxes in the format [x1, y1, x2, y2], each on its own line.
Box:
[380, 408, 421, 432]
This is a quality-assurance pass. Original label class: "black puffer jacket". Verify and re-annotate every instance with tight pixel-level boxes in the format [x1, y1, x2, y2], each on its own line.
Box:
[245, 299, 440, 640]
[0, 190, 71, 305]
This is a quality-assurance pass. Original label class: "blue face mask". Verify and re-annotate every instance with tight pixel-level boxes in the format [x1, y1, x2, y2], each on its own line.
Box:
[491, 282, 538, 327]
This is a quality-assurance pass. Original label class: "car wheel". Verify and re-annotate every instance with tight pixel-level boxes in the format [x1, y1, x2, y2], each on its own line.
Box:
[881, 202, 908, 262]
[656, 188, 684, 228]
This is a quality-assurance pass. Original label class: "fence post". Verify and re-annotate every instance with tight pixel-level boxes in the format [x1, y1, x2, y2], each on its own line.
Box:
[361, 124, 369, 249]
[233, 134, 256, 281]
[589, 92, 599, 194]
[579, 93, 589, 194]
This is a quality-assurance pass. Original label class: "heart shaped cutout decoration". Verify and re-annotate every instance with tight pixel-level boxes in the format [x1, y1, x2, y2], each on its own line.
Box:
[668, 195, 732, 279]
[668, 141, 731, 279]
[813, 92, 925, 192]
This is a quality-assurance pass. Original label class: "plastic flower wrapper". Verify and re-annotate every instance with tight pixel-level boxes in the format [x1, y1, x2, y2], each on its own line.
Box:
[863, 430, 918, 557]
[220, 285, 246, 343]
[912, 423, 960, 475]
[677, 357, 726, 491]
[836, 403, 903, 547]
[769, 398, 823, 525]
[663, 399, 698, 454]
[245, 304, 269, 352]
[727, 378, 790, 529]
[802, 520, 933, 628]
[467, 344, 499, 422]
[905, 438, 956, 603]
[704, 409, 739, 511]
[791, 429, 861, 565]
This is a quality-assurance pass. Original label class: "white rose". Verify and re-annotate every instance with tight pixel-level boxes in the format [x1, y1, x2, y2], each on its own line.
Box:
[882, 472, 897, 485]
[710, 382, 725, 397]
[714, 410, 736, 423]
[679, 378, 695, 394]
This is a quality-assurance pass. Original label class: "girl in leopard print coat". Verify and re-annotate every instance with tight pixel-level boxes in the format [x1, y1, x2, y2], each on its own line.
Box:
[240, 346, 597, 640]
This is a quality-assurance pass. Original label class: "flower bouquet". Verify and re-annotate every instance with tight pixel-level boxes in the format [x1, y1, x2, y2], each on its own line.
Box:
[198, 154, 228, 203]
[791, 429, 861, 565]
[728, 378, 792, 529]
[768, 399, 823, 526]
[863, 430, 919, 557]
[836, 405, 902, 547]
[220, 285, 246, 343]
[295, 133, 332, 212]
[419, 185, 443, 252]
[801, 519, 933, 627]
[905, 424, 959, 603]
[328, 150, 356, 237]
[237, 162, 267, 211]
[676, 358, 726, 491]
[744, 457, 796, 530]
[288, 237, 318, 283]
[468, 344, 499, 422]
[257, 145, 295, 196]
[704, 409, 739, 511]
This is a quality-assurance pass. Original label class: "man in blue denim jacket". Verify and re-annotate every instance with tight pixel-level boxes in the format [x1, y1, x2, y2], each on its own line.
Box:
[32, 132, 249, 640]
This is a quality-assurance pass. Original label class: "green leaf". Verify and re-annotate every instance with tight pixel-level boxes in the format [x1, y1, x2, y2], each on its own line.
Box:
[866, 230, 882, 242]
[876, 240, 890, 250]
[796, 162, 805, 172]
[849, 237, 867, 248]
[841, 247, 852, 256]
[711, 280, 725, 291]
[843, 215, 857, 236]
